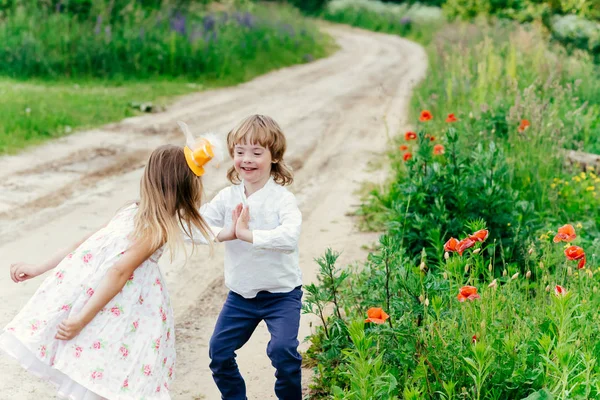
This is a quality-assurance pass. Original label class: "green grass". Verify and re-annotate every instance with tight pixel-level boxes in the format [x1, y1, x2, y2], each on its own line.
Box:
[0, 79, 203, 153]
[0, 3, 333, 154]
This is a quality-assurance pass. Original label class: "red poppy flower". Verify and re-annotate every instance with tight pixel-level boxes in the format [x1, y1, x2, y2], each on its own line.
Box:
[471, 334, 477, 344]
[554, 285, 567, 297]
[565, 245, 586, 269]
[433, 144, 445, 155]
[457, 286, 480, 302]
[420, 110, 433, 122]
[365, 307, 389, 324]
[405, 131, 417, 141]
[446, 113, 458, 123]
[518, 119, 530, 132]
[444, 237, 458, 252]
[456, 238, 475, 256]
[403, 152, 413, 162]
[553, 224, 576, 243]
[469, 229, 489, 243]
[399, 145, 409, 151]
[430, 136, 435, 141]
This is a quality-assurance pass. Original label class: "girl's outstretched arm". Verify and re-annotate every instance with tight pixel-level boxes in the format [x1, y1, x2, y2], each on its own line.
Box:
[9, 225, 105, 283]
[55, 237, 156, 341]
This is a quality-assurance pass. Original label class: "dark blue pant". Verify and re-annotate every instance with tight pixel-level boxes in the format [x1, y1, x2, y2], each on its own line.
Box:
[209, 286, 303, 400]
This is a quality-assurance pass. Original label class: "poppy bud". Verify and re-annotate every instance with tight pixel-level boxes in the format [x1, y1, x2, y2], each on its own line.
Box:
[424, 298, 429, 307]
[473, 248, 481, 255]
[419, 262, 426, 271]
[526, 271, 531, 279]
[503, 269, 507, 277]
[545, 285, 550, 292]
[539, 261, 544, 270]
[465, 264, 470, 273]
[488, 263, 493, 272]
[511, 273, 519, 280]
[488, 279, 497, 289]
[443, 272, 448, 280]
[444, 251, 450, 260]
[419, 294, 425, 303]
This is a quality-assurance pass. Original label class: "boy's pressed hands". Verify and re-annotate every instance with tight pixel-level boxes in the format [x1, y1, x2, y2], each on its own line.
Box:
[235, 206, 253, 243]
[217, 203, 244, 242]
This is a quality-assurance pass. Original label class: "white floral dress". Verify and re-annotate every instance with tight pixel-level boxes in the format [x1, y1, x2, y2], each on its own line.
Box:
[0, 204, 175, 400]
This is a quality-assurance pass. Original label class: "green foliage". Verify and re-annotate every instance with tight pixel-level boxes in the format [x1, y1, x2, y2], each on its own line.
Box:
[0, 3, 329, 80]
[375, 127, 525, 265]
[323, 0, 445, 44]
[305, 231, 600, 398]
[306, 16, 600, 400]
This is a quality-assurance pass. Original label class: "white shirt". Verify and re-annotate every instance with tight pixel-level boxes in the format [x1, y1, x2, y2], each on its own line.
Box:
[199, 177, 302, 298]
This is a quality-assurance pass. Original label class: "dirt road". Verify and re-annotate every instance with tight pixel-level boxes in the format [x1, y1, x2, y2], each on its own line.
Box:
[0, 24, 426, 399]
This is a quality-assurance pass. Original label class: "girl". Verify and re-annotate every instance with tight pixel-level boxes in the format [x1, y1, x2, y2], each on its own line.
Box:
[201, 114, 303, 400]
[1, 142, 216, 400]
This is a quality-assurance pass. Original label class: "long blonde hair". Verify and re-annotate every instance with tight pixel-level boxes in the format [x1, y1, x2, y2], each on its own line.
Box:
[226, 114, 294, 186]
[133, 145, 213, 258]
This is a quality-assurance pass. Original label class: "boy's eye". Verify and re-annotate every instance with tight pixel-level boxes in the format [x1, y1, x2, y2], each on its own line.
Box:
[254, 153, 262, 156]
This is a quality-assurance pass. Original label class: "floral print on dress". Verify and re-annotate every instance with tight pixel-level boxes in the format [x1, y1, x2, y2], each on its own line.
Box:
[81, 251, 93, 264]
[0, 204, 174, 400]
[119, 344, 130, 359]
[142, 364, 152, 376]
[91, 339, 106, 350]
[109, 304, 123, 317]
[121, 378, 130, 392]
[159, 307, 167, 324]
[30, 319, 41, 332]
[153, 337, 161, 352]
[90, 369, 104, 381]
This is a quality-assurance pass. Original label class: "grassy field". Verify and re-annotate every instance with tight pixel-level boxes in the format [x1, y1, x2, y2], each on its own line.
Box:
[0, 79, 202, 153]
[0, 3, 332, 154]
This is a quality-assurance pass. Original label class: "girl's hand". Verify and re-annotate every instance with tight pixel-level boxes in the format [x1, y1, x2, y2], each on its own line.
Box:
[55, 316, 86, 340]
[9, 263, 43, 283]
[235, 206, 253, 243]
[217, 203, 243, 242]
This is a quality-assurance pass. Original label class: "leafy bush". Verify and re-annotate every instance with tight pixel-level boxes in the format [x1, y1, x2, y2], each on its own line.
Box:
[305, 225, 600, 398]
[551, 14, 600, 56]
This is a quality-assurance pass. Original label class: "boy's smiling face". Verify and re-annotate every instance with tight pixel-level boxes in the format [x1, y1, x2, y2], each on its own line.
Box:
[233, 141, 273, 187]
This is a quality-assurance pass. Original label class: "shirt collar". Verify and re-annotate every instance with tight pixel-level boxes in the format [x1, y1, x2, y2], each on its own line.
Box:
[239, 176, 274, 202]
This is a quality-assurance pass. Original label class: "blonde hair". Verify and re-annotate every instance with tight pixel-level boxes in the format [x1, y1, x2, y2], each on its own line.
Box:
[133, 145, 213, 259]
[226, 114, 293, 186]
